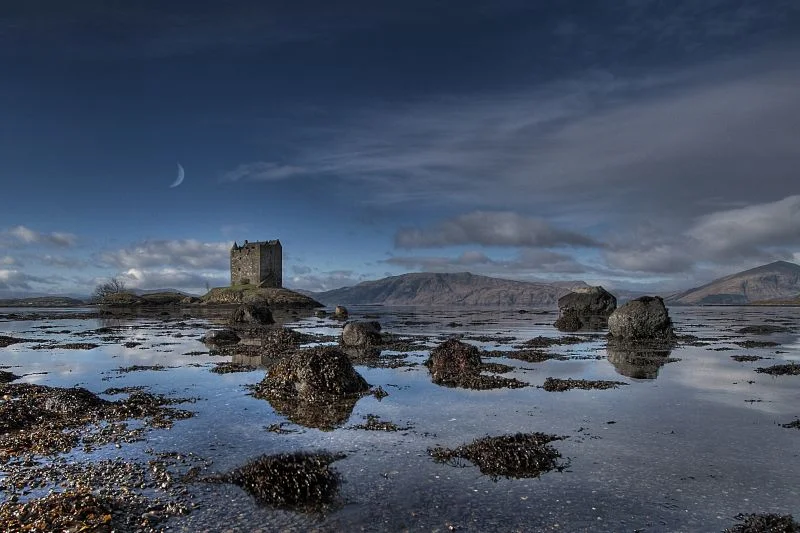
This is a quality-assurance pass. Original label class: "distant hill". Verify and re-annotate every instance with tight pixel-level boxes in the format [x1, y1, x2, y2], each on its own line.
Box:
[312, 272, 589, 306]
[0, 296, 87, 307]
[666, 261, 800, 305]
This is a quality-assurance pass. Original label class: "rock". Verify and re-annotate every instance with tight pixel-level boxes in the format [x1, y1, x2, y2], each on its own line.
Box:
[553, 309, 582, 332]
[608, 296, 674, 340]
[315, 310, 327, 318]
[332, 306, 349, 320]
[43, 387, 108, 414]
[201, 329, 241, 346]
[341, 321, 382, 347]
[258, 346, 370, 400]
[554, 286, 616, 331]
[425, 339, 482, 384]
[558, 286, 617, 316]
[181, 296, 200, 304]
[230, 303, 274, 325]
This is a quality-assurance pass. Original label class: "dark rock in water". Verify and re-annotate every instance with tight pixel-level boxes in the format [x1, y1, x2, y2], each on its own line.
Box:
[340, 321, 382, 347]
[737, 324, 790, 334]
[554, 286, 616, 331]
[0, 335, 37, 348]
[781, 419, 800, 429]
[429, 433, 565, 481]
[315, 310, 327, 318]
[230, 303, 274, 325]
[255, 346, 370, 401]
[553, 309, 582, 332]
[724, 513, 800, 533]
[210, 452, 344, 512]
[425, 339, 527, 390]
[201, 329, 241, 346]
[0, 370, 20, 383]
[558, 286, 617, 316]
[606, 342, 676, 379]
[608, 296, 674, 340]
[426, 339, 482, 383]
[332, 306, 349, 320]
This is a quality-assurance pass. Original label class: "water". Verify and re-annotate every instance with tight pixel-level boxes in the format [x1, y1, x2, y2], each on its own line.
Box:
[1, 306, 799, 532]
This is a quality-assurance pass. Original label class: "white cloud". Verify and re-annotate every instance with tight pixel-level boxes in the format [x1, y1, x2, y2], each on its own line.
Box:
[286, 269, 368, 292]
[100, 239, 230, 270]
[3, 225, 77, 247]
[1, 256, 19, 266]
[0, 269, 54, 290]
[395, 211, 597, 248]
[119, 268, 227, 292]
[221, 162, 307, 182]
[384, 249, 587, 276]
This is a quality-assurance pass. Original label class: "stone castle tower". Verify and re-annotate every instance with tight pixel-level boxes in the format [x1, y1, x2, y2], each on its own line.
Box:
[230, 239, 282, 288]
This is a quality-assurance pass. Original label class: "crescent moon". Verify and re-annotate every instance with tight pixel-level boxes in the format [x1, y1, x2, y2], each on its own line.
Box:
[170, 163, 185, 188]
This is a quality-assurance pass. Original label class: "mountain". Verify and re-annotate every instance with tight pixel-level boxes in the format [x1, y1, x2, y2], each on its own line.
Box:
[312, 272, 589, 306]
[667, 261, 800, 305]
[0, 296, 87, 307]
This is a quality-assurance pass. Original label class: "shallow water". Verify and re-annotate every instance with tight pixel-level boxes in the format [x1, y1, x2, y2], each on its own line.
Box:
[1, 305, 799, 532]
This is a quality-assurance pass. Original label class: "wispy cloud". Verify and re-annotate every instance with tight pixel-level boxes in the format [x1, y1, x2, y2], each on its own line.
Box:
[118, 268, 227, 292]
[3, 226, 77, 247]
[384, 249, 587, 277]
[221, 162, 307, 182]
[286, 268, 369, 292]
[395, 211, 598, 248]
[99, 240, 230, 270]
[1, 256, 19, 266]
[0, 269, 56, 290]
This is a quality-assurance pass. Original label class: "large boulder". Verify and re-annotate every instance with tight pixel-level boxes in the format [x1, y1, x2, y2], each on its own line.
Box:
[425, 339, 482, 384]
[259, 346, 370, 400]
[558, 286, 617, 316]
[201, 329, 241, 346]
[341, 321, 382, 347]
[230, 303, 274, 325]
[608, 296, 674, 340]
[554, 286, 616, 331]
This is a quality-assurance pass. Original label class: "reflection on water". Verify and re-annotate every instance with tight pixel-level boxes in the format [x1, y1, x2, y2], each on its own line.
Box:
[262, 394, 360, 431]
[606, 342, 675, 379]
[1, 305, 800, 532]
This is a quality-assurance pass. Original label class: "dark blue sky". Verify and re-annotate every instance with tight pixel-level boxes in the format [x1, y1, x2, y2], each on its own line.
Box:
[1, 1, 799, 296]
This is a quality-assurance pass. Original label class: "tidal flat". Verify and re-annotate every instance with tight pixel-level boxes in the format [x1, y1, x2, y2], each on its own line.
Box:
[0, 305, 798, 532]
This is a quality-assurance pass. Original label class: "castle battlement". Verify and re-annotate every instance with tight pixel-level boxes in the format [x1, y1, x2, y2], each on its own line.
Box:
[230, 239, 282, 288]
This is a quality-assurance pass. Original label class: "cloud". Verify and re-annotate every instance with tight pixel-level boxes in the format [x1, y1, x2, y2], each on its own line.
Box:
[291, 264, 312, 275]
[99, 240, 230, 270]
[384, 249, 587, 277]
[38, 255, 89, 269]
[603, 194, 800, 274]
[119, 268, 227, 292]
[395, 211, 598, 249]
[0, 269, 55, 290]
[1, 256, 19, 266]
[286, 269, 368, 292]
[221, 162, 307, 182]
[3, 225, 77, 247]
[687, 195, 800, 256]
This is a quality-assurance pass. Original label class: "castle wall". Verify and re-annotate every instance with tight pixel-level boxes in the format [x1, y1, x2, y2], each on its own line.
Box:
[230, 241, 282, 288]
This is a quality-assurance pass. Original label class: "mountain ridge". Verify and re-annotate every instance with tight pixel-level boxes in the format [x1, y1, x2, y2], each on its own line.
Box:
[667, 260, 800, 304]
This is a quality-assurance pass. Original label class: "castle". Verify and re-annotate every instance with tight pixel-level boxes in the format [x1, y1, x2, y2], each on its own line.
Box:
[230, 239, 282, 288]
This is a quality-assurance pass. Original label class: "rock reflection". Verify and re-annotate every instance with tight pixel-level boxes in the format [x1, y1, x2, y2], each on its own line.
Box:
[606, 341, 676, 380]
[264, 395, 360, 431]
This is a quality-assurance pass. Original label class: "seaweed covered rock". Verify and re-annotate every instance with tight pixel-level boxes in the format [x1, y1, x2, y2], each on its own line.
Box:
[0, 370, 20, 384]
[201, 329, 241, 346]
[258, 346, 370, 400]
[210, 452, 344, 512]
[332, 306, 349, 320]
[608, 296, 674, 340]
[429, 433, 565, 481]
[230, 303, 274, 325]
[558, 286, 617, 316]
[424, 339, 527, 390]
[724, 513, 799, 533]
[553, 308, 582, 332]
[425, 339, 482, 384]
[554, 286, 616, 331]
[340, 321, 382, 347]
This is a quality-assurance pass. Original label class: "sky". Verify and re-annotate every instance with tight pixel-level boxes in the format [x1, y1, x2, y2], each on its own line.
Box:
[1, 1, 799, 297]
